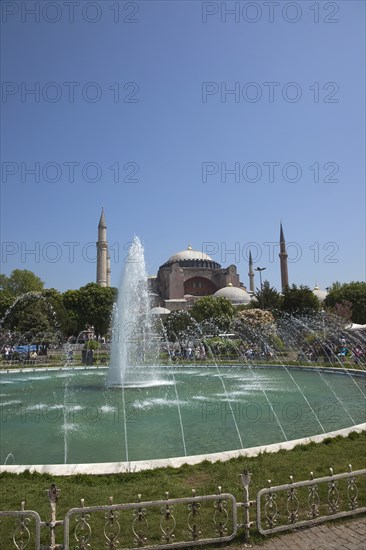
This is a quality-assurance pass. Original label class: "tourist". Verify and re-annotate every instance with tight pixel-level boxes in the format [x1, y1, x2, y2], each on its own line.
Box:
[200, 343, 206, 359]
[4, 345, 10, 360]
[351, 346, 363, 365]
[337, 345, 348, 361]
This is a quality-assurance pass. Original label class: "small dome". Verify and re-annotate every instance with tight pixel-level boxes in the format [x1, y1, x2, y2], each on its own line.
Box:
[167, 245, 214, 263]
[213, 286, 252, 305]
[150, 306, 171, 315]
[313, 285, 328, 303]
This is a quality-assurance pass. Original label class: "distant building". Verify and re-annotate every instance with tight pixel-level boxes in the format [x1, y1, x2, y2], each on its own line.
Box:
[312, 285, 328, 303]
[148, 244, 251, 310]
[95, 210, 292, 310]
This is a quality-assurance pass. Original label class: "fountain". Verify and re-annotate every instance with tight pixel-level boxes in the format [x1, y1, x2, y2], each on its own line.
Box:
[0, 240, 365, 474]
[107, 236, 159, 388]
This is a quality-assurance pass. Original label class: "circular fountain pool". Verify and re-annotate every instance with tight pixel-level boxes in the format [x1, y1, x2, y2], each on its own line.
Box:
[1, 365, 365, 472]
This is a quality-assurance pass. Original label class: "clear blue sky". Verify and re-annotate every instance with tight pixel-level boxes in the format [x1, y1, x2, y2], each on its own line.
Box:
[1, 1, 365, 292]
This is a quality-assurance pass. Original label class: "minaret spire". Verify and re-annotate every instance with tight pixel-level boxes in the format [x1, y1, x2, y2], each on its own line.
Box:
[279, 222, 289, 292]
[96, 208, 109, 287]
[248, 250, 255, 293]
[99, 207, 107, 228]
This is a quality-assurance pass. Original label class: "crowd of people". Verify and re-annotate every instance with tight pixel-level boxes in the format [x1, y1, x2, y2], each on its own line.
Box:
[167, 341, 277, 361]
[168, 343, 207, 361]
[1, 344, 48, 361]
[1, 333, 365, 367]
[165, 337, 365, 366]
[297, 339, 365, 365]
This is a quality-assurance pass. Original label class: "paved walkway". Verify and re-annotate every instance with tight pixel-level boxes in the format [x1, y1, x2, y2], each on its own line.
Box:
[254, 517, 366, 549]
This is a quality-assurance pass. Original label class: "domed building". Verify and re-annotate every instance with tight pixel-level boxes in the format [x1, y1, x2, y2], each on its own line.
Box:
[148, 245, 246, 311]
[150, 306, 171, 316]
[95, 211, 293, 313]
[213, 283, 252, 306]
[312, 285, 328, 303]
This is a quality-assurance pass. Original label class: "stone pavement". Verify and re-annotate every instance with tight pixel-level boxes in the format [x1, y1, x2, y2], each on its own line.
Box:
[253, 517, 366, 549]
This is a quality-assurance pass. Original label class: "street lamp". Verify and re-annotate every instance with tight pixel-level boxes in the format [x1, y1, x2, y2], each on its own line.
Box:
[255, 267, 266, 309]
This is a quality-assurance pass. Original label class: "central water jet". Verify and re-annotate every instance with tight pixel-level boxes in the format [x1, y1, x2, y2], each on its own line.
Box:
[107, 236, 159, 388]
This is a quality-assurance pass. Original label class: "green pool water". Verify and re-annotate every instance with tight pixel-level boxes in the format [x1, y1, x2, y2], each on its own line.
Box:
[1, 366, 365, 465]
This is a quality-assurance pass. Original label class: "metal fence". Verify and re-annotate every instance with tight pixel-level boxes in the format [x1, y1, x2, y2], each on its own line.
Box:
[256, 465, 366, 536]
[0, 467, 365, 549]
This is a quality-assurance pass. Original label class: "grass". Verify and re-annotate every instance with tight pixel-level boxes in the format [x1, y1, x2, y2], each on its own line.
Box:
[0, 432, 365, 547]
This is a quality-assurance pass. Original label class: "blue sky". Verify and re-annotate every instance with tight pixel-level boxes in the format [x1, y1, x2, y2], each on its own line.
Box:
[1, 0, 365, 292]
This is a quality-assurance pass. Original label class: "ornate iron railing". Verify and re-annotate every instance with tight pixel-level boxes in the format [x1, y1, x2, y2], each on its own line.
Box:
[63, 489, 238, 550]
[0, 466, 365, 549]
[256, 465, 366, 535]
[0, 486, 240, 550]
[0, 503, 42, 549]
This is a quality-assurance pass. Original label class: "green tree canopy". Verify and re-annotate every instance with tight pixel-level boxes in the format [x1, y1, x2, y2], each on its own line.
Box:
[190, 296, 235, 333]
[1, 291, 62, 343]
[162, 310, 196, 343]
[324, 281, 366, 324]
[0, 269, 44, 297]
[281, 284, 320, 315]
[41, 288, 75, 336]
[1, 288, 75, 341]
[62, 283, 117, 337]
[0, 290, 14, 320]
[252, 280, 282, 311]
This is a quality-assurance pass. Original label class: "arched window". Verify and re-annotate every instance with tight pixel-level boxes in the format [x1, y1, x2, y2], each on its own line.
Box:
[184, 277, 217, 296]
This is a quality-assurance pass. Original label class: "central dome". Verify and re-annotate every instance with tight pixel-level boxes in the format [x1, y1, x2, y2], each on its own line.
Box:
[168, 245, 214, 263]
[161, 245, 221, 269]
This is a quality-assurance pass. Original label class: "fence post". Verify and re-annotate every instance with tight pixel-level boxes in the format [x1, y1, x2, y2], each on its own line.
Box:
[47, 484, 60, 550]
[239, 468, 253, 545]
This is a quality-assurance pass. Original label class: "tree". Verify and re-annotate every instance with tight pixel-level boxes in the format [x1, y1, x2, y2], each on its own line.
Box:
[252, 280, 282, 311]
[333, 301, 353, 323]
[14, 303, 52, 336]
[324, 282, 366, 324]
[190, 296, 235, 333]
[281, 284, 320, 315]
[328, 281, 342, 292]
[236, 308, 276, 330]
[162, 310, 196, 343]
[1, 292, 61, 344]
[0, 269, 44, 297]
[233, 308, 277, 344]
[41, 288, 75, 336]
[0, 290, 14, 319]
[63, 283, 117, 337]
[1, 288, 75, 341]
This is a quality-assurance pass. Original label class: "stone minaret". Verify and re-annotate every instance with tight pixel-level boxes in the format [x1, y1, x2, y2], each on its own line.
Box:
[96, 208, 109, 287]
[107, 253, 111, 287]
[279, 222, 289, 292]
[248, 250, 255, 293]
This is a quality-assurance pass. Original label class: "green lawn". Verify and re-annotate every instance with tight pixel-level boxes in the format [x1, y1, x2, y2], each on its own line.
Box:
[0, 431, 365, 547]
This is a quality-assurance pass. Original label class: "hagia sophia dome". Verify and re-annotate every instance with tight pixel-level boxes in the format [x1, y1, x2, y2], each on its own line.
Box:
[162, 245, 221, 269]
